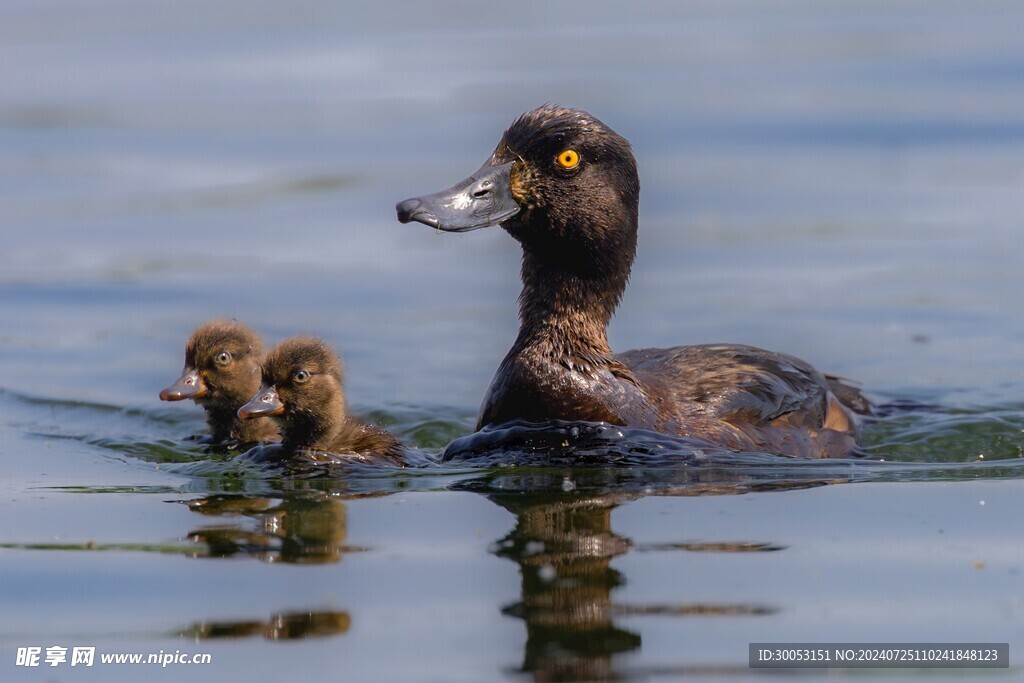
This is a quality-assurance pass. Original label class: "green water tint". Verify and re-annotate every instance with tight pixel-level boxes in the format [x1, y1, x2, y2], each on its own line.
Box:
[7, 386, 1024, 479]
[864, 405, 1024, 462]
[362, 406, 477, 449]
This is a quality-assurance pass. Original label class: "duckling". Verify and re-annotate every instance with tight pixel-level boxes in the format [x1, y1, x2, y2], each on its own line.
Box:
[160, 320, 279, 449]
[397, 105, 871, 458]
[237, 337, 405, 465]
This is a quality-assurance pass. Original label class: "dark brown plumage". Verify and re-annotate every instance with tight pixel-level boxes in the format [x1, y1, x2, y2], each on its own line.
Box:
[397, 105, 871, 458]
[237, 337, 405, 465]
[160, 319, 279, 448]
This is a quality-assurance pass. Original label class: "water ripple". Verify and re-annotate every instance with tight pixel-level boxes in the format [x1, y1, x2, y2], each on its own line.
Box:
[5, 386, 1024, 497]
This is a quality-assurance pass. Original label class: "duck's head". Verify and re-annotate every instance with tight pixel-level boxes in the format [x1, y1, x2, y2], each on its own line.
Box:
[238, 337, 345, 427]
[160, 320, 264, 407]
[396, 105, 639, 265]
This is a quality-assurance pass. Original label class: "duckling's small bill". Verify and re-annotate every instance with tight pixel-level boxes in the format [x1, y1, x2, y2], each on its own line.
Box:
[160, 366, 207, 401]
[396, 161, 519, 232]
[238, 385, 284, 419]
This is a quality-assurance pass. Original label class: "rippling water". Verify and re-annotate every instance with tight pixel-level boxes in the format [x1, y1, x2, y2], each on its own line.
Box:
[3, 1, 1024, 681]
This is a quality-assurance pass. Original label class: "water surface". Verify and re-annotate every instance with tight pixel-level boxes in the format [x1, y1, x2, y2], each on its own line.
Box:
[2, 1, 1024, 680]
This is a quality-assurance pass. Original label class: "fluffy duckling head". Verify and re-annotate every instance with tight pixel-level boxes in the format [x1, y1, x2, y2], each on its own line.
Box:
[161, 320, 273, 443]
[238, 337, 346, 450]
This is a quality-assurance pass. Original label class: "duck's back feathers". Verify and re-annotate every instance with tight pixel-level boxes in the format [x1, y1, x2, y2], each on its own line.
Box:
[324, 418, 407, 466]
[616, 343, 868, 458]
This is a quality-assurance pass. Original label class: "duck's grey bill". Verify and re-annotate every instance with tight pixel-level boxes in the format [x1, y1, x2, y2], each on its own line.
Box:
[395, 161, 519, 232]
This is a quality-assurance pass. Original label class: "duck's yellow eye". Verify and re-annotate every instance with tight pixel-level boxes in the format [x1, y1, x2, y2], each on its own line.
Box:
[556, 149, 580, 169]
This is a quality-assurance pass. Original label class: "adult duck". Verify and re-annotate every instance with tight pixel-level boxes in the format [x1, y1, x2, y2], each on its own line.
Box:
[396, 105, 870, 458]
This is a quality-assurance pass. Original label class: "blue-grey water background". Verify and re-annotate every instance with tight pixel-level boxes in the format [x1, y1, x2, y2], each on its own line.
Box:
[2, 1, 1024, 681]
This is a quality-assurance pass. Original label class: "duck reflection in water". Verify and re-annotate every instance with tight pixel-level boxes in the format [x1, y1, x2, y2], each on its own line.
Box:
[182, 492, 371, 565]
[179, 610, 351, 641]
[492, 492, 641, 679]
[480, 483, 787, 682]
[169, 490, 380, 642]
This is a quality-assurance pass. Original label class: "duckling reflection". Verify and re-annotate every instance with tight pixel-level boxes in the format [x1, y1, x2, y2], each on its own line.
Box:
[179, 610, 351, 640]
[485, 490, 780, 682]
[182, 493, 368, 564]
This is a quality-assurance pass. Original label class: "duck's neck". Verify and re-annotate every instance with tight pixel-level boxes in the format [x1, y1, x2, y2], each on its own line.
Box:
[206, 407, 239, 444]
[512, 238, 633, 372]
[283, 395, 347, 453]
[207, 406, 273, 445]
[233, 412, 277, 444]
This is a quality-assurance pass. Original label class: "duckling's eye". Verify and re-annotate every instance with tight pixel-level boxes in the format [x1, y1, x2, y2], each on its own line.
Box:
[214, 351, 232, 366]
[555, 149, 580, 169]
[293, 370, 311, 384]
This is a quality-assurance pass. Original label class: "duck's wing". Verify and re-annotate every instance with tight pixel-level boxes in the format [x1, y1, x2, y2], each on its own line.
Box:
[616, 344, 830, 423]
[824, 374, 873, 416]
[329, 420, 408, 466]
[615, 344, 869, 457]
